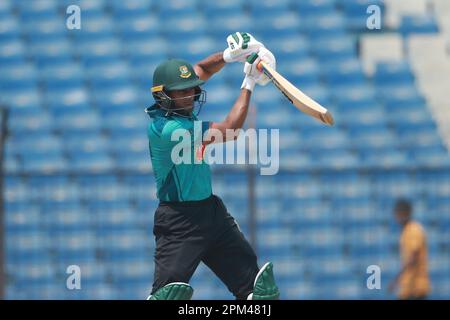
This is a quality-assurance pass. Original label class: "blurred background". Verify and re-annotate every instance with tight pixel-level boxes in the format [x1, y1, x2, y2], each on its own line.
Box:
[0, 0, 450, 299]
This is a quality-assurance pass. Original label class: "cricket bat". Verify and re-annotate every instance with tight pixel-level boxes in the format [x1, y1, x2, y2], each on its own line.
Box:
[257, 61, 335, 126]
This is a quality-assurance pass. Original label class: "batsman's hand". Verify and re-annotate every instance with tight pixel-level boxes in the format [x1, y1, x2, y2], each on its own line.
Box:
[253, 47, 276, 86]
[241, 47, 276, 89]
[241, 52, 260, 92]
[223, 32, 264, 63]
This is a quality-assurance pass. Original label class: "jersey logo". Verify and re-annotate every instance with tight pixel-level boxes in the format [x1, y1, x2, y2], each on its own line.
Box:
[179, 65, 191, 78]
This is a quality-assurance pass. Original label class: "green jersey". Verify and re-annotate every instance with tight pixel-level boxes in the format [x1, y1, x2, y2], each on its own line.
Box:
[146, 104, 212, 202]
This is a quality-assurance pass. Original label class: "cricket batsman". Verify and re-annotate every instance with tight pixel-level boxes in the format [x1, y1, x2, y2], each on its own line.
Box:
[145, 32, 279, 300]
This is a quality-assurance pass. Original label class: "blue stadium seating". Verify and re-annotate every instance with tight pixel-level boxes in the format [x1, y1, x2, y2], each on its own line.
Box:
[0, 0, 12, 19]
[296, 0, 337, 17]
[203, 1, 244, 19]
[158, 0, 198, 20]
[249, 0, 291, 18]
[117, 15, 160, 41]
[207, 13, 253, 39]
[0, 39, 27, 68]
[399, 15, 439, 36]
[254, 13, 302, 39]
[265, 35, 310, 61]
[2, 0, 449, 300]
[0, 15, 20, 44]
[374, 62, 415, 86]
[126, 38, 168, 65]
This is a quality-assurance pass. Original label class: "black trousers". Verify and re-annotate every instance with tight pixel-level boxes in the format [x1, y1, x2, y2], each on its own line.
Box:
[151, 194, 259, 299]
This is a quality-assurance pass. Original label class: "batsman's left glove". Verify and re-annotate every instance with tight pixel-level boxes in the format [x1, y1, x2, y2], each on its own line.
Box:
[223, 32, 264, 63]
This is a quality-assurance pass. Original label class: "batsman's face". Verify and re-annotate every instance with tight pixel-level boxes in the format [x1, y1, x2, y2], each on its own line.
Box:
[395, 210, 409, 226]
[168, 88, 196, 110]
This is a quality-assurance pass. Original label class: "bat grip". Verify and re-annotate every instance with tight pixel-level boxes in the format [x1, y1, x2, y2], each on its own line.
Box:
[257, 61, 263, 72]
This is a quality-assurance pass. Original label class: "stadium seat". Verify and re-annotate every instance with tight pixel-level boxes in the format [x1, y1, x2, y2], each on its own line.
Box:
[360, 148, 413, 169]
[323, 59, 366, 87]
[203, 0, 244, 19]
[276, 58, 321, 87]
[16, 0, 58, 18]
[0, 15, 20, 44]
[22, 18, 67, 44]
[249, 0, 291, 18]
[41, 63, 84, 92]
[19, 151, 67, 173]
[114, 151, 150, 172]
[2, 0, 450, 300]
[412, 145, 450, 167]
[0, 39, 27, 67]
[396, 124, 441, 148]
[374, 61, 415, 86]
[254, 13, 302, 39]
[67, 150, 114, 172]
[117, 15, 160, 41]
[301, 129, 349, 153]
[207, 13, 252, 38]
[296, 0, 337, 17]
[284, 199, 334, 228]
[6, 230, 51, 263]
[125, 38, 168, 65]
[0, 64, 38, 93]
[73, 15, 115, 42]
[45, 86, 90, 111]
[54, 109, 102, 134]
[87, 62, 133, 91]
[30, 39, 74, 68]
[77, 37, 123, 67]
[158, 0, 199, 20]
[399, 15, 439, 36]
[257, 226, 293, 258]
[17, 140, 60, 158]
[46, 207, 93, 233]
[0, 0, 12, 19]
[163, 15, 207, 41]
[265, 35, 310, 61]
[5, 204, 42, 233]
[293, 226, 343, 255]
[351, 129, 399, 152]
[8, 109, 53, 135]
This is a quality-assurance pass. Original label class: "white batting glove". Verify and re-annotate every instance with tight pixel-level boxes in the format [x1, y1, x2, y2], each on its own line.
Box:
[254, 47, 276, 86]
[241, 52, 260, 92]
[223, 32, 264, 63]
[240, 47, 277, 91]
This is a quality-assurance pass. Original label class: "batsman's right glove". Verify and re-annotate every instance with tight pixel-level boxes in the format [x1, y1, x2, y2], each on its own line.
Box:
[241, 47, 276, 91]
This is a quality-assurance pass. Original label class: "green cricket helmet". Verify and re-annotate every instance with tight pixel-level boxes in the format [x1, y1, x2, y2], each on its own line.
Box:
[151, 59, 206, 117]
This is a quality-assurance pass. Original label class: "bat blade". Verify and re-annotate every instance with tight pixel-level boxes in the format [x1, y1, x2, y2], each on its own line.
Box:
[258, 61, 334, 126]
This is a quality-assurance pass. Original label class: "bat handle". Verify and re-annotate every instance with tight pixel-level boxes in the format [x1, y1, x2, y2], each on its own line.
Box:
[257, 61, 264, 72]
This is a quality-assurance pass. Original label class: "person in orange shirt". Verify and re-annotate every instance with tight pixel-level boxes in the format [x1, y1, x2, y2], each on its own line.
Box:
[388, 199, 431, 299]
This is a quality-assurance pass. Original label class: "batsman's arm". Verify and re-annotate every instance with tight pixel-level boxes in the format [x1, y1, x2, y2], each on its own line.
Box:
[194, 52, 226, 81]
[388, 248, 420, 293]
[203, 89, 251, 145]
